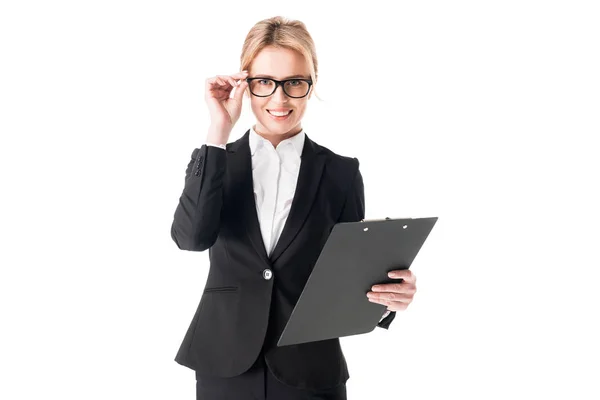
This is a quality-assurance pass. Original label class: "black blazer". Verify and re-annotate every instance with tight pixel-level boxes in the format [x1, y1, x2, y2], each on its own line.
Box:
[171, 129, 396, 390]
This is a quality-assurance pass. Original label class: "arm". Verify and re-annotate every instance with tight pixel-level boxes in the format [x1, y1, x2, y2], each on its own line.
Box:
[338, 158, 397, 329]
[170, 144, 226, 251]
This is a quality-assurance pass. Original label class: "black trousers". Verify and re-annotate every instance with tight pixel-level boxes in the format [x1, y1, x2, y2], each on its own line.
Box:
[195, 352, 347, 400]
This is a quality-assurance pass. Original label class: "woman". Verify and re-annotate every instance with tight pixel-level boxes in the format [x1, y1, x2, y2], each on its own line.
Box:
[171, 16, 417, 400]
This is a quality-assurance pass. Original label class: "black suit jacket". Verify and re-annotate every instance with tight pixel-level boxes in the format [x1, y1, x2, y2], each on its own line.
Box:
[171, 129, 396, 390]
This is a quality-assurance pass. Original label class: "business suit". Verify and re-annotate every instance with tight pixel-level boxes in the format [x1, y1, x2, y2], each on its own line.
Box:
[171, 129, 396, 393]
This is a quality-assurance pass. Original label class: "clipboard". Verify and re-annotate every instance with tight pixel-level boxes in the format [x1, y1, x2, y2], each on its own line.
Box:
[277, 216, 438, 347]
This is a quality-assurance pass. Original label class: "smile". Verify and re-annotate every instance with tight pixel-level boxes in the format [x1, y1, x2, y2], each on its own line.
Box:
[267, 110, 292, 116]
[267, 110, 293, 120]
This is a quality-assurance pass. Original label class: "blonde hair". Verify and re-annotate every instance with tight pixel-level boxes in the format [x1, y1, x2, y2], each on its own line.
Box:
[240, 16, 321, 101]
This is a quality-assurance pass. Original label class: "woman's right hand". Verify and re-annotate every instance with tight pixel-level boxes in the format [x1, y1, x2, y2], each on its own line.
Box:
[204, 70, 249, 141]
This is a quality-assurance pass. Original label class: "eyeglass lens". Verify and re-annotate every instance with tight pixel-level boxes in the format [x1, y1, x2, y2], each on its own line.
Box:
[249, 79, 309, 97]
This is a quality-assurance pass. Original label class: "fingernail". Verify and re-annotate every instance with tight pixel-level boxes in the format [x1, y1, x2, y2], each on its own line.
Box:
[388, 272, 395, 277]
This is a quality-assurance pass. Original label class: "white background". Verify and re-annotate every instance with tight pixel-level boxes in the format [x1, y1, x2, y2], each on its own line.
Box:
[1, 1, 599, 399]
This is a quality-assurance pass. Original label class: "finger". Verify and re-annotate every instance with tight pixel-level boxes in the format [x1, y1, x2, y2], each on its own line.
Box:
[373, 297, 409, 308]
[226, 76, 237, 87]
[206, 77, 228, 93]
[216, 75, 235, 88]
[229, 71, 249, 89]
[206, 71, 248, 92]
[371, 298, 409, 312]
[372, 282, 416, 294]
[368, 298, 387, 306]
[225, 74, 246, 88]
[229, 70, 249, 78]
[388, 301, 410, 311]
[233, 79, 248, 102]
[221, 72, 248, 86]
[207, 76, 232, 89]
[206, 76, 225, 86]
[368, 291, 414, 302]
[388, 269, 416, 283]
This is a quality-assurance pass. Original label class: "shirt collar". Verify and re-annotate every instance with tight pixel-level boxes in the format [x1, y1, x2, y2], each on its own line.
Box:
[249, 125, 305, 158]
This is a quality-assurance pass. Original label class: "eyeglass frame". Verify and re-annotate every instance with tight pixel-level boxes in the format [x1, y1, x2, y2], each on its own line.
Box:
[245, 77, 313, 98]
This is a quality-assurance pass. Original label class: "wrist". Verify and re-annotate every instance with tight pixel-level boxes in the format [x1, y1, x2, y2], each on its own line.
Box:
[206, 124, 231, 146]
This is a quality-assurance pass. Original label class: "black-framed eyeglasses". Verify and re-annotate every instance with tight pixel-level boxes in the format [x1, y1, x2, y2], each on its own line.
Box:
[245, 77, 313, 98]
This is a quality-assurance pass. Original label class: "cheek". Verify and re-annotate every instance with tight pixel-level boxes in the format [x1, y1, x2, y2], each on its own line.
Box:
[291, 105, 306, 120]
[250, 101, 267, 118]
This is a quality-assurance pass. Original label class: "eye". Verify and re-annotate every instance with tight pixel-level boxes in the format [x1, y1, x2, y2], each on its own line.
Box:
[258, 79, 271, 85]
[287, 80, 301, 86]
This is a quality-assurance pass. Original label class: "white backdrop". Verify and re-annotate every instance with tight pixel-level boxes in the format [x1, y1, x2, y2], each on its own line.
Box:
[1, 1, 599, 399]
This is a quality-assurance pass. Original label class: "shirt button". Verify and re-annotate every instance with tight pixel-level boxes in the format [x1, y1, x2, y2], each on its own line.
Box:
[263, 269, 273, 280]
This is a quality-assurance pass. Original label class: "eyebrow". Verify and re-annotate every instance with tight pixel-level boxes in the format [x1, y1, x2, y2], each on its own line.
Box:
[253, 74, 309, 79]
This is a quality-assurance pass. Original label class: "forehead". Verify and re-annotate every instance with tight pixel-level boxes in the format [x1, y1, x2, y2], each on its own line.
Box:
[249, 46, 310, 79]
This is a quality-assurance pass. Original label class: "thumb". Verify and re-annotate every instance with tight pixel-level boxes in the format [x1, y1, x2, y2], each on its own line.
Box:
[233, 80, 248, 103]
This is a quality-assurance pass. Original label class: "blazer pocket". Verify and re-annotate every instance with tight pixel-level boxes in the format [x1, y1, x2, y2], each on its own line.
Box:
[203, 286, 239, 294]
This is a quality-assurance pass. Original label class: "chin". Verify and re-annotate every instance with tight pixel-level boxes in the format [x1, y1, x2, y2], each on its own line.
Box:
[263, 123, 293, 135]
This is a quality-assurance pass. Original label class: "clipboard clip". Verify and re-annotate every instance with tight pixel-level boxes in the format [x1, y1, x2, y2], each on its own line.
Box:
[360, 217, 392, 222]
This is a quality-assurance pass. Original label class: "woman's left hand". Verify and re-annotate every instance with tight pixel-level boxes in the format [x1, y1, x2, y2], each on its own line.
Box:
[366, 269, 417, 312]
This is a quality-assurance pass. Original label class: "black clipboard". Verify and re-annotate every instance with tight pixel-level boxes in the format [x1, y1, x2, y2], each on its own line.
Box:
[277, 216, 438, 347]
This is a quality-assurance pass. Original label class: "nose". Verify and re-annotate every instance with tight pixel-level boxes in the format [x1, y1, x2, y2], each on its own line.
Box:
[272, 83, 289, 102]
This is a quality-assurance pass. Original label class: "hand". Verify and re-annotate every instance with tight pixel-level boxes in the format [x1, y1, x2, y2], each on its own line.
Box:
[366, 269, 417, 312]
[204, 70, 249, 140]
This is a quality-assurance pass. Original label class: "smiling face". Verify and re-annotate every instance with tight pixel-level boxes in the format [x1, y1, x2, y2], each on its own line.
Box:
[246, 45, 313, 146]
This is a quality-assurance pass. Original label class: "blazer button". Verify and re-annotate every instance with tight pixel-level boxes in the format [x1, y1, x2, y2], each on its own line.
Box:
[263, 269, 273, 280]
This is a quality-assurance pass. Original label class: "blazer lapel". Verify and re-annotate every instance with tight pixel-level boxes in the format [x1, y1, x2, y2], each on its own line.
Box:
[228, 130, 326, 266]
[269, 134, 326, 263]
[228, 130, 271, 266]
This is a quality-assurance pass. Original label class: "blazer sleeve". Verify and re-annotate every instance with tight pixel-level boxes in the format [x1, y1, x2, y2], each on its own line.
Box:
[337, 157, 397, 330]
[170, 145, 226, 251]
[337, 158, 365, 223]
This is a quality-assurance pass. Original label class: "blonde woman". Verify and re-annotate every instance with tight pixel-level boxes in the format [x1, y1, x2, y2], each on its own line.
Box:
[171, 16, 417, 399]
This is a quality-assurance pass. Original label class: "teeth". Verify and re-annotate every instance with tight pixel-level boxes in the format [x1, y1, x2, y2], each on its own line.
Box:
[268, 110, 291, 116]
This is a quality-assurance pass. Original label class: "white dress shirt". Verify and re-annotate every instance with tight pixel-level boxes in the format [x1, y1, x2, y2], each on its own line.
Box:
[205, 126, 391, 321]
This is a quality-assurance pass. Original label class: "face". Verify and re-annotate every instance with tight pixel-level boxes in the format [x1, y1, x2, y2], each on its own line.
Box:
[246, 46, 313, 143]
